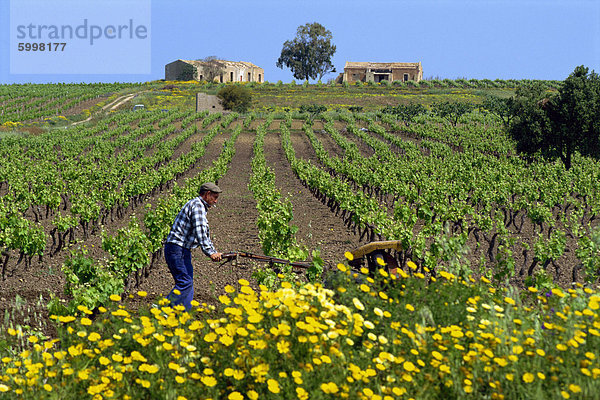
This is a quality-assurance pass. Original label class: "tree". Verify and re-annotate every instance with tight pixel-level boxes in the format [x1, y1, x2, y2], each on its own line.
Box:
[217, 85, 252, 113]
[546, 65, 600, 169]
[381, 104, 427, 126]
[299, 104, 327, 124]
[432, 101, 474, 127]
[481, 95, 515, 128]
[507, 82, 552, 159]
[198, 56, 225, 82]
[276, 22, 336, 82]
[509, 66, 600, 169]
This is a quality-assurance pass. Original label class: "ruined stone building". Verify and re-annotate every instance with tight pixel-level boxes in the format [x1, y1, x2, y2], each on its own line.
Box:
[165, 59, 264, 83]
[341, 62, 423, 84]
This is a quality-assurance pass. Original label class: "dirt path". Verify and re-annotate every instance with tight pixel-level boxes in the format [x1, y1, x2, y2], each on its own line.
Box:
[134, 130, 261, 304]
[71, 92, 144, 125]
[263, 130, 362, 269]
[290, 128, 320, 164]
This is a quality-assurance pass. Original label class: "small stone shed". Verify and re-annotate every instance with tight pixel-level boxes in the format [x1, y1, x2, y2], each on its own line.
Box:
[341, 61, 423, 84]
[165, 59, 264, 83]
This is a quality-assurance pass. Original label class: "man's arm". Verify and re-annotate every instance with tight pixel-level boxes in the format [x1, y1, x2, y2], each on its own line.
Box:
[191, 201, 221, 261]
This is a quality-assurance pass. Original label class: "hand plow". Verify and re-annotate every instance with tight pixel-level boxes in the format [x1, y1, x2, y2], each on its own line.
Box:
[220, 251, 312, 270]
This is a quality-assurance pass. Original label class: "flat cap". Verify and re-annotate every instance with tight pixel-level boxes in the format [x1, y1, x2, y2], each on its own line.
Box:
[200, 182, 222, 193]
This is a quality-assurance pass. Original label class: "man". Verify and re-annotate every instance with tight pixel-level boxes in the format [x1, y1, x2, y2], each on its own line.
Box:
[164, 182, 223, 309]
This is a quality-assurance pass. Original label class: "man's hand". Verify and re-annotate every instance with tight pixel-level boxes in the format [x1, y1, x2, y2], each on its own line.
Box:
[210, 252, 222, 262]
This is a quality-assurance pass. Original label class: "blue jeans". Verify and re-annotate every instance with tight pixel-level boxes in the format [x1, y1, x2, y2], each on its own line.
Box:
[164, 243, 194, 309]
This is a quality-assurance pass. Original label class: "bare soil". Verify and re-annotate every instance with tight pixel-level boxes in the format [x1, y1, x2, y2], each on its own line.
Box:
[0, 127, 363, 337]
[1, 118, 587, 339]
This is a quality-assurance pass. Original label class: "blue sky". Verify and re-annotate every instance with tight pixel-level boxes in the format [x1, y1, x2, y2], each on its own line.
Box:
[1, 0, 599, 84]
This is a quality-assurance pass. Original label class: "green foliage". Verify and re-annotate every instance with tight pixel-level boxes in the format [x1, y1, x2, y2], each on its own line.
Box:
[276, 22, 336, 82]
[101, 218, 151, 279]
[431, 101, 474, 126]
[509, 65, 600, 169]
[524, 268, 555, 293]
[480, 78, 497, 88]
[217, 85, 252, 113]
[248, 121, 312, 287]
[59, 246, 123, 313]
[299, 104, 327, 124]
[508, 81, 552, 156]
[443, 78, 456, 88]
[0, 200, 46, 279]
[422, 224, 470, 278]
[547, 65, 600, 168]
[381, 103, 427, 126]
[576, 226, 600, 284]
[299, 104, 327, 115]
[482, 95, 515, 127]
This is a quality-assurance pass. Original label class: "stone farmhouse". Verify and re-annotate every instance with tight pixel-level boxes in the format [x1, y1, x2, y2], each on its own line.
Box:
[165, 59, 264, 83]
[341, 61, 423, 84]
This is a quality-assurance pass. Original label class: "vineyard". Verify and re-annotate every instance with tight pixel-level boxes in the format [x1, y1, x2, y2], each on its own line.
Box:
[1, 81, 600, 398]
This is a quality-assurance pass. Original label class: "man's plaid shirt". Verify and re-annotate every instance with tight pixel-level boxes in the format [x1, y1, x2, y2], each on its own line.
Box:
[165, 197, 216, 255]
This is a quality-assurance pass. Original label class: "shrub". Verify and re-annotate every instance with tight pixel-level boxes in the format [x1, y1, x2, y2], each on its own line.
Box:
[454, 78, 469, 88]
[443, 78, 456, 87]
[217, 85, 252, 113]
[481, 79, 497, 88]
[431, 79, 447, 88]
[299, 104, 327, 114]
[432, 101, 474, 126]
